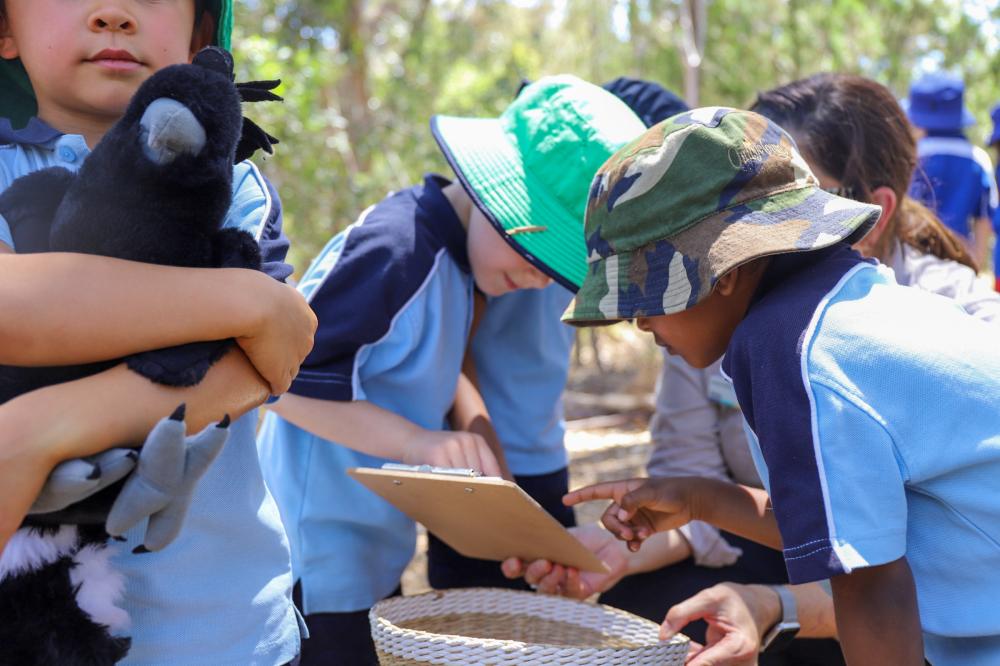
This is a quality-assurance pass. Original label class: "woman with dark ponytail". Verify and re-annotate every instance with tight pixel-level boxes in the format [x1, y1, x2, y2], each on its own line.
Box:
[751, 73, 1000, 320]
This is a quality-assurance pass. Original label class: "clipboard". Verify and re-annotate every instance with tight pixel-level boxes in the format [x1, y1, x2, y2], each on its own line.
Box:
[348, 465, 609, 574]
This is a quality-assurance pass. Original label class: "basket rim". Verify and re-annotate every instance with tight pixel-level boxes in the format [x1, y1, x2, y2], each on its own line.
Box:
[369, 587, 690, 655]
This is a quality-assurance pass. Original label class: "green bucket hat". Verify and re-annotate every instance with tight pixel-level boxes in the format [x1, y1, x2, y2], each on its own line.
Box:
[431, 74, 647, 291]
[0, 0, 232, 128]
[563, 106, 882, 325]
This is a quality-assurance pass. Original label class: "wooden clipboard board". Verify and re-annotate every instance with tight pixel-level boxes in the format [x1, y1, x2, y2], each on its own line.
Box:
[348, 466, 609, 574]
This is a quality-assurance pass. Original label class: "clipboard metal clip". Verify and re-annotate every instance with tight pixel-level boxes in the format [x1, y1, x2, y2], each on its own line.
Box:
[380, 463, 482, 478]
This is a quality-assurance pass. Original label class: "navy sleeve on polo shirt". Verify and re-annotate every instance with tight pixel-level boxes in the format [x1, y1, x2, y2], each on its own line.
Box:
[223, 162, 293, 282]
[289, 175, 469, 402]
[722, 243, 897, 583]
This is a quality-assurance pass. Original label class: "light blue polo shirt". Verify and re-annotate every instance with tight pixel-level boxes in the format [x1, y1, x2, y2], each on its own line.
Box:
[724, 243, 1000, 666]
[257, 175, 475, 613]
[471, 284, 575, 476]
[0, 119, 301, 666]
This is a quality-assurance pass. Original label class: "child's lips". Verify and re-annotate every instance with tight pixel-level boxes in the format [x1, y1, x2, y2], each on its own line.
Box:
[503, 273, 519, 291]
[88, 49, 142, 72]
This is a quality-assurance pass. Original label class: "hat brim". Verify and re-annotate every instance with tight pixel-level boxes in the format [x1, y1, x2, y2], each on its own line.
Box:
[562, 186, 882, 326]
[906, 106, 976, 131]
[431, 114, 587, 290]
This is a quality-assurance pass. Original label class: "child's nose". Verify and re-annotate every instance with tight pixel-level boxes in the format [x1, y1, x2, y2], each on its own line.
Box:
[89, 7, 136, 34]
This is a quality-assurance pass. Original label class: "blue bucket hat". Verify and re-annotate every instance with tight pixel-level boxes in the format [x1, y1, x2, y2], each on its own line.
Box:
[988, 103, 1000, 147]
[601, 77, 690, 128]
[904, 73, 975, 131]
[0, 0, 232, 129]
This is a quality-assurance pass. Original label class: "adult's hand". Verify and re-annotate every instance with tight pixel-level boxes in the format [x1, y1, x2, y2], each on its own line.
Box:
[500, 523, 629, 598]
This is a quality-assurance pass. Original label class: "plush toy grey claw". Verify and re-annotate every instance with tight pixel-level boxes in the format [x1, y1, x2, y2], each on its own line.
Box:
[105, 408, 229, 551]
[29, 448, 138, 515]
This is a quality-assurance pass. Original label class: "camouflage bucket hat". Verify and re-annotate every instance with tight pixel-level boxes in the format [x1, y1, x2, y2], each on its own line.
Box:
[431, 75, 646, 290]
[563, 107, 882, 325]
[0, 0, 233, 128]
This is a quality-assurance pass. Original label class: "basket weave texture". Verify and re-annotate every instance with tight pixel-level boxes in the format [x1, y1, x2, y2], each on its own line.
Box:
[370, 587, 689, 665]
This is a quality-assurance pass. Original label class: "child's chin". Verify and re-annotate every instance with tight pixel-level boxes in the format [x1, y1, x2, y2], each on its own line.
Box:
[475, 281, 508, 298]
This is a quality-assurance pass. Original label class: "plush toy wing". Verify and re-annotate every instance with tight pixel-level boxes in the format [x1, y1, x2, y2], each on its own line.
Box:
[191, 46, 283, 164]
[235, 79, 282, 163]
[0, 167, 76, 253]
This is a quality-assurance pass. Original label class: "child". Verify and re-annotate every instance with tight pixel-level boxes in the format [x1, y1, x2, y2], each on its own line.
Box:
[990, 102, 1000, 290]
[423, 75, 676, 593]
[256, 75, 645, 664]
[0, 1, 314, 663]
[561, 107, 1000, 665]
[906, 73, 997, 270]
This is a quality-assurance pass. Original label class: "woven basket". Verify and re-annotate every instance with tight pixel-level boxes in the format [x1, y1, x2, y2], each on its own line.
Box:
[370, 587, 689, 665]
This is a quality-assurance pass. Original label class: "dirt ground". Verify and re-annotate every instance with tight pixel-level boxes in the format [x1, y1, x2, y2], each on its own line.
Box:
[402, 327, 662, 595]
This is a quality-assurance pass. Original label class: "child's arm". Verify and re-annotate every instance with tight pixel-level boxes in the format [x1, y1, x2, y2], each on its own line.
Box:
[0, 249, 314, 394]
[268, 395, 503, 477]
[830, 557, 925, 666]
[449, 372, 512, 480]
[448, 292, 513, 479]
[564, 476, 782, 551]
[0, 349, 269, 551]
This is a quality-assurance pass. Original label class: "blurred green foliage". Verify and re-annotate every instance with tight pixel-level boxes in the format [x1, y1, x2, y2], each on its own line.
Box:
[232, 0, 1000, 274]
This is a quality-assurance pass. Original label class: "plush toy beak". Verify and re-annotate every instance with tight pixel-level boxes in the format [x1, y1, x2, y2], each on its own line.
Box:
[139, 98, 207, 165]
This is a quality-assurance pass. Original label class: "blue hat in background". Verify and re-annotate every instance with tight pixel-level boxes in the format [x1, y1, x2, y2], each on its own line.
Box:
[988, 103, 1000, 146]
[904, 73, 975, 131]
[601, 76, 690, 128]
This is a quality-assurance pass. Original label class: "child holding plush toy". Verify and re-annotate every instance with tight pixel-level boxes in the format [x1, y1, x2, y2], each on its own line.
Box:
[0, 1, 314, 664]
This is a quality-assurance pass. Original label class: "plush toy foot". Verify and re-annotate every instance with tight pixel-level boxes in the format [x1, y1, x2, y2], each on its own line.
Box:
[29, 449, 138, 515]
[105, 405, 229, 552]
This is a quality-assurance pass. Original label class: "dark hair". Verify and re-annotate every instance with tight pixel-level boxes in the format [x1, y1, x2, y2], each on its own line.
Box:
[751, 72, 976, 270]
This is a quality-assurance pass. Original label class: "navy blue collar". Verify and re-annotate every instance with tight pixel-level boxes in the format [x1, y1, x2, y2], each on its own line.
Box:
[0, 116, 63, 147]
[418, 174, 470, 273]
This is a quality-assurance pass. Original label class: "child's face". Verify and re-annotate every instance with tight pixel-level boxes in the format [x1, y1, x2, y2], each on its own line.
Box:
[0, 1, 207, 130]
[634, 260, 766, 368]
[467, 206, 553, 297]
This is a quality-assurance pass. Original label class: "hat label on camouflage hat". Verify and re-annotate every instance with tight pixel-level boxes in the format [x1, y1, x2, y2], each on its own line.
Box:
[564, 107, 882, 326]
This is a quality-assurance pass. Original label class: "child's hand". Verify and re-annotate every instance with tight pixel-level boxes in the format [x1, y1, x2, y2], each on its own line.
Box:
[563, 477, 699, 552]
[0, 420, 61, 553]
[501, 523, 628, 599]
[405, 429, 503, 477]
[236, 277, 317, 395]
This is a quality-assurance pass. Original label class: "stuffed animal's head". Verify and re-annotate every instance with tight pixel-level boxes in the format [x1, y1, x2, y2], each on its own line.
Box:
[114, 47, 243, 185]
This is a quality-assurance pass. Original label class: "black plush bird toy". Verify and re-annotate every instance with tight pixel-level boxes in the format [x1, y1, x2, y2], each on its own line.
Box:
[0, 47, 281, 665]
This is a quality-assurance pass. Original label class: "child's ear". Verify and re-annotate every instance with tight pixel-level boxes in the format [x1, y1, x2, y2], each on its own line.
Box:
[188, 11, 216, 59]
[715, 258, 769, 298]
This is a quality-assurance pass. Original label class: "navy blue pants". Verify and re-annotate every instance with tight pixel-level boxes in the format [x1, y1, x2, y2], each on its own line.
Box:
[294, 468, 573, 665]
[597, 532, 845, 665]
